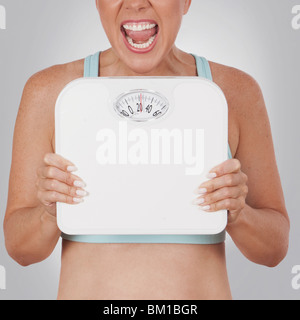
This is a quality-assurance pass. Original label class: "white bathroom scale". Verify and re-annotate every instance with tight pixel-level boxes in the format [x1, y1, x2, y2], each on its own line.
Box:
[55, 77, 228, 235]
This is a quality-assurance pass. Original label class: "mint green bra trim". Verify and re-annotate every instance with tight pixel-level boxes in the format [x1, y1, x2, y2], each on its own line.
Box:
[83, 52, 100, 78]
[61, 51, 232, 244]
[62, 232, 226, 244]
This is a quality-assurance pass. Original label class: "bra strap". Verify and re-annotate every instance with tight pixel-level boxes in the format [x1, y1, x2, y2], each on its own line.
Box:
[190, 54, 213, 80]
[84, 51, 101, 77]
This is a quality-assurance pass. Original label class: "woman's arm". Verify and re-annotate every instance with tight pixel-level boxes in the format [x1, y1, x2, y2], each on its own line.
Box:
[226, 70, 289, 266]
[4, 72, 60, 266]
[4, 66, 86, 266]
[227, 205, 289, 267]
[4, 206, 61, 267]
[194, 67, 290, 267]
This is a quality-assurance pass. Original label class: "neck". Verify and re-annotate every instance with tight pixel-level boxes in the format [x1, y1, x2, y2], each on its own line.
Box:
[99, 47, 197, 77]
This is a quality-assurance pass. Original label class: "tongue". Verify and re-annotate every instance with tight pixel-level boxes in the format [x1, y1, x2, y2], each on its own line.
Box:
[125, 27, 157, 42]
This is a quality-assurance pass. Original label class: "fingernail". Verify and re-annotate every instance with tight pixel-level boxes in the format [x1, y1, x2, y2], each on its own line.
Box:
[67, 166, 78, 172]
[201, 205, 211, 211]
[194, 188, 207, 195]
[206, 173, 217, 179]
[73, 197, 84, 203]
[191, 198, 205, 205]
[74, 180, 86, 188]
[76, 190, 88, 197]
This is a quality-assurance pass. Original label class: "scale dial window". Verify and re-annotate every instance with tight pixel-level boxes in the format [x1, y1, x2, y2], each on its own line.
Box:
[114, 90, 169, 122]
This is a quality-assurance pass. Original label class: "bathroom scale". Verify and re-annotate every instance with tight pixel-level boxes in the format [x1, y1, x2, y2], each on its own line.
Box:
[55, 77, 228, 235]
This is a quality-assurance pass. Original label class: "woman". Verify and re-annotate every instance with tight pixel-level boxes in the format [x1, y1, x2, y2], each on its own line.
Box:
[4, 0, 290, 300]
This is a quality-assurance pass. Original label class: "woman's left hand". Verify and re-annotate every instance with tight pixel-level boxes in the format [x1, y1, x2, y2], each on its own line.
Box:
[192, 159, 249, 224]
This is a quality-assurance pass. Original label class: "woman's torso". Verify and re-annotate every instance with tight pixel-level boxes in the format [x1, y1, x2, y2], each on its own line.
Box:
[47, 50, 239, 300]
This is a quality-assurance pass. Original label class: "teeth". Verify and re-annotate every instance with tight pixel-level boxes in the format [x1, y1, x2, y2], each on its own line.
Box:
[123, 23, 157, 31]
[126, 35, 156, 49]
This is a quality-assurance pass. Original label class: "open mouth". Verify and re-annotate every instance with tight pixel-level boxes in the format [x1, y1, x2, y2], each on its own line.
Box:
[121, 20, 159, 53]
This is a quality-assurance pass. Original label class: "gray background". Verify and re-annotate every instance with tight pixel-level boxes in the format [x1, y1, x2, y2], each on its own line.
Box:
[0, 0, 299, 300]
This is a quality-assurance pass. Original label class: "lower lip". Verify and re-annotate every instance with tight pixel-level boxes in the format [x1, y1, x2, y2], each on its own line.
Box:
[121, 28, 159, 54]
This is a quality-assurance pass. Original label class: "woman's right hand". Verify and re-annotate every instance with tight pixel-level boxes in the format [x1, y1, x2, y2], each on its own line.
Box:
[36, 153, 88, 217]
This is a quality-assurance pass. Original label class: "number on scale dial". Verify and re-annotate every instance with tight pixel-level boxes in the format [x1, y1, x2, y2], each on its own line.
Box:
[114, 90, 169, 122]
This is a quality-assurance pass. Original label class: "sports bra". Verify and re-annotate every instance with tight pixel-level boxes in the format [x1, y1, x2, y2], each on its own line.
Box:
[61, 51, 233, 244]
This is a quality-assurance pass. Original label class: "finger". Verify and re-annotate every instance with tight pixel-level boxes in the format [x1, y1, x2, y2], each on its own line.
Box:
[38, 190, 84, 206]
[36, 192, 57, 216]
[43, 153, 77, 173]
[199, 197, 245, 213]
[38, 166, 86, 187]
[195, 173, 242, 194]
[192, 186, 242, 207]
[39, 179, 88, 198]
[207, 159, 242, 178]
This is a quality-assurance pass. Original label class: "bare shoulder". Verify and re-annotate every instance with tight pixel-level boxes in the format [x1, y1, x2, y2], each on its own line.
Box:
[208, 61, 268, 158]
[22, 59, 84, 109]
[19, 59, 84, 147]
[209, 61, 265, 116]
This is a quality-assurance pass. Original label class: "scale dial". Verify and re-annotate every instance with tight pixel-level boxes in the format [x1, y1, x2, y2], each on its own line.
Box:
[114, 89, 169, 122]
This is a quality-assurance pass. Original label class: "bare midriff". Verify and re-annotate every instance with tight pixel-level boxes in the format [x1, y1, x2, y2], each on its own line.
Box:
[58, 240, 232, 300]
